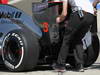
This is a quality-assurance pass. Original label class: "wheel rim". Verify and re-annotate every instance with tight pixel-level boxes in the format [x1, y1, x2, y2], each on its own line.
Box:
[2, 33, 24, 69]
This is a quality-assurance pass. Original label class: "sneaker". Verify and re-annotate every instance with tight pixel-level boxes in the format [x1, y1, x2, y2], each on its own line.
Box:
[76, 64, 84, 72]
[79, 68, 84, 72]
[79, 64, 84, 72]
[52, 63, 66, 72]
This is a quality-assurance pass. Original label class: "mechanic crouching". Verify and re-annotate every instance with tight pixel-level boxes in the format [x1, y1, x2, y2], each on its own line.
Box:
[52, 0, 96, 72]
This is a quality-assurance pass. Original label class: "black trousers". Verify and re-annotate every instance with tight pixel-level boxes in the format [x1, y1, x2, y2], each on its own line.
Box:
[57, 12, 95, 65]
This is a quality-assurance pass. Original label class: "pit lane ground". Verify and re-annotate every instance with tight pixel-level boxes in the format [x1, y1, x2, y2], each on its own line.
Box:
[0, 51, 100, 75]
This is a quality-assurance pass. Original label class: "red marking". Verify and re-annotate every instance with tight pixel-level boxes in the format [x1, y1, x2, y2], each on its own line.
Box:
[0, 0, 8, 4]
[16, 49, 22, 55]
[42, 22, 49, 32]
[0, 49, 22, 55]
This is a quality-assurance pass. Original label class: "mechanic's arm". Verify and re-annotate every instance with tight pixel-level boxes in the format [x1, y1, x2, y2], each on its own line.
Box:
[93, 0, 100, 15]
[93, 0, 100, 8]
[56, 0, 68, 23]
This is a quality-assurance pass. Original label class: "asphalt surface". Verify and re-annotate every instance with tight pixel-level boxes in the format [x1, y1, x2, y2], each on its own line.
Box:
[0, 0, 100, 75]
[0, 54, 100, 75]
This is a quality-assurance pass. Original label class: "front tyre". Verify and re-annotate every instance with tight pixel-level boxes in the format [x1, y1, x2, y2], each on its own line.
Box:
[2, 29, 40, 71]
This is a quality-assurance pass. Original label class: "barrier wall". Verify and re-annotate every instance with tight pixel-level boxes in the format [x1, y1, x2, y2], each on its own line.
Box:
[97, 10, 100, 40]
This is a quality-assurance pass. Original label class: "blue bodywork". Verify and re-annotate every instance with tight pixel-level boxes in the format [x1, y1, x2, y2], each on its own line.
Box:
[0, 4, 42, 48]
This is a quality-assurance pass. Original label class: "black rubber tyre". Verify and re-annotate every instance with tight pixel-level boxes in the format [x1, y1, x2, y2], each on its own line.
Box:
[2, 29, 40, 71]
[69, 34, 99, 67]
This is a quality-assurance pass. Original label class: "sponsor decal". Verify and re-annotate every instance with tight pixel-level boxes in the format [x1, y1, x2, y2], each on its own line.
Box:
[0, 11, 22, 18]
[0, 10, 22, 24]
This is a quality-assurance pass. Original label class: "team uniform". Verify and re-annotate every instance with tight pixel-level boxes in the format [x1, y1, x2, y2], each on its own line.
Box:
[53, 0, 95, 72]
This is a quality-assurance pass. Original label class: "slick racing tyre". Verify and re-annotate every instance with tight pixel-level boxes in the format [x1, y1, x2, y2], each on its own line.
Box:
[70, 34, 99, 67]
[2, 29, 40, 71]
[83, 34, 99, 67]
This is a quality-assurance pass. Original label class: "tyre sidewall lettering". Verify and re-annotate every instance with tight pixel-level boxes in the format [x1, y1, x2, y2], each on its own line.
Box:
[2, 32, 24, 69]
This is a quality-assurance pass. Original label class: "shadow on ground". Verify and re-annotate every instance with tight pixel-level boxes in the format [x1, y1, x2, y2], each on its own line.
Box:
[87, 63, 100, 70]
[0, 65, 9, 72]
[0, 63, 100, 72]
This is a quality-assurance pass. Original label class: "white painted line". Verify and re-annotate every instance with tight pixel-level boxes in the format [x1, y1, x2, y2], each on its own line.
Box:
[8, 0, 23, 4]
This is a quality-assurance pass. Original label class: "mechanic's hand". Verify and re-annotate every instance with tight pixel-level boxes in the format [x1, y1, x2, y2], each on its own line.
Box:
[56, 15, 66, 23]
[94, 8, 97, 16]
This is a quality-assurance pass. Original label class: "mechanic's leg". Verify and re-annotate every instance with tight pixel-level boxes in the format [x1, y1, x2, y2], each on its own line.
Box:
[52, 13, 81, 71]
[74, 13, 95, 72]
[52, 25, 75, 71]
[75, 44, 84, 72]
[57, 25, 75, 64]
[57, 12, 81, 64]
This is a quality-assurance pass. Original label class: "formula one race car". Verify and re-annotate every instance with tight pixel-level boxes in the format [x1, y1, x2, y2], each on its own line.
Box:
[0, 0, 99, 71]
